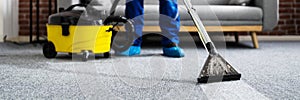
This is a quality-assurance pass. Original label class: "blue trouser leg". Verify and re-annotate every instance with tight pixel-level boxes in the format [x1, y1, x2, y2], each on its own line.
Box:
[159, 0, 180, 46]
[125, 0, 144, 46]
[126, 0, 180, 46]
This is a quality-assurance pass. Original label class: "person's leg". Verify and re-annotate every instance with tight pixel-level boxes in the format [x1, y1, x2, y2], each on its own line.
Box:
[125, 0, 144, 46]
[159, 0, 184, 57]
[116, 0, 144, 56]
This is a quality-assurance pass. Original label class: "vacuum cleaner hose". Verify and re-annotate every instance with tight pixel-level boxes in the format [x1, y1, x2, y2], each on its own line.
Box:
[103, 16, 135, 51]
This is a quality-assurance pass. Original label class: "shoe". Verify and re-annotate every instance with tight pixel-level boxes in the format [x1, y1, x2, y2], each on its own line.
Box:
[163, 46, 185, 58]
[115, 46, 141, 56]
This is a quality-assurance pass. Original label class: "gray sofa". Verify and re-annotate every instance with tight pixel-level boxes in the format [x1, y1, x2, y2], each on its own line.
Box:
[58, 0, 279, 48]
[111, 0, 279, 48]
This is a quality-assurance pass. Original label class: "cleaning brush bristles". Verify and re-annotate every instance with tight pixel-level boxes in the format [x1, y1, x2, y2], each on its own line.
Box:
[198, 54, 241, 83]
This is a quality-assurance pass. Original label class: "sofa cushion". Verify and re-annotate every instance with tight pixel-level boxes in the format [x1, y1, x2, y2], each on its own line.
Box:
[179, 5, 262, 21]
[179, 0, 231, 5]
[228, 0, 251, 5]
[112, 0, 231, 5]
[114, 5, 262, 21]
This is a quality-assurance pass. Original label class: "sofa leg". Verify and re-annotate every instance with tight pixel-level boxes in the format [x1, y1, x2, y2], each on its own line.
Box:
[234, 32, 239, 43]
[251, 32, 259, 48]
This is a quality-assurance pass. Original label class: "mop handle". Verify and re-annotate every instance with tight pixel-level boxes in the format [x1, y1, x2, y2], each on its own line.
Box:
[183, 0, 218, 54]
[109, 0, 121, 16]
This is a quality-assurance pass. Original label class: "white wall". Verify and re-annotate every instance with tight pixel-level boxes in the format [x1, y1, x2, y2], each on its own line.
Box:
[0, 0, 19, 42]
[3, 0, 19, 40]
[0, 0, 4, 42]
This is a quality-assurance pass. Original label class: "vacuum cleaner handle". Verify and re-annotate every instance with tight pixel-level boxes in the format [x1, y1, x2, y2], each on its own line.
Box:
[109, 0, 121, 16]
[183, 0, 218, 54]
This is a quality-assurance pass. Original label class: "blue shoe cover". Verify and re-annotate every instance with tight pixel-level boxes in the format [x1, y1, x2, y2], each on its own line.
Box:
[163, 46, 185, 57]
[115, 46, 141, 56]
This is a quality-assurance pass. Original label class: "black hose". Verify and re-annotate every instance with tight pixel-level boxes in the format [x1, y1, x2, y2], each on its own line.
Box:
[103, 16, 135, 51]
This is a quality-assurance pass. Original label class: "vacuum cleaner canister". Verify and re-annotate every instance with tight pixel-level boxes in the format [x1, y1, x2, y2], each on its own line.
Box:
[44, 4, 113, 61]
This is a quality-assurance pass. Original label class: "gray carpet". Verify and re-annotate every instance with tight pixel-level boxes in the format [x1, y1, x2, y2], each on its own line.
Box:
[0, 41, 299, 99]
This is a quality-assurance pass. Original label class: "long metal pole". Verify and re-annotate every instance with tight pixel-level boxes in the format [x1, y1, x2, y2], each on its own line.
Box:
[54, 0, 57, 13]
[183, 0, 217, 54]
[49, 0, 52, 16]
[36, 0, 40, 42]
[29, 0, 33, 43]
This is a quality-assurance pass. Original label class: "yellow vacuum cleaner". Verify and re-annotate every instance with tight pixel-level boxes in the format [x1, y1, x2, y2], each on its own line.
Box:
[43, 0, 133, 61]
[44, 24, 113, 61]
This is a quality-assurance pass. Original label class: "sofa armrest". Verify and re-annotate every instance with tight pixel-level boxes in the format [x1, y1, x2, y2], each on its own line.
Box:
[254, 0, 279, 31]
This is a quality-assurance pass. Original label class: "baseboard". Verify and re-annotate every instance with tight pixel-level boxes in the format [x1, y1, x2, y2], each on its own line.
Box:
[3, 35, 47, 43]
[117, 26, 263, 32]
[225, 35, 300, 42]
[0, 34, 3, 42]
[4, 36, 30, 43]
[2, 35, 300, 43]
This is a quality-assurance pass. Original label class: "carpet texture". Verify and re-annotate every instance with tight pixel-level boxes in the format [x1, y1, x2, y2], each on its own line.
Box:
[0, 41, 299, 99]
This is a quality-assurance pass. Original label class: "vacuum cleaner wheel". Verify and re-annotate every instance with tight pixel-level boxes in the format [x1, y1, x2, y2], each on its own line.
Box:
[43, 42, 57, 58]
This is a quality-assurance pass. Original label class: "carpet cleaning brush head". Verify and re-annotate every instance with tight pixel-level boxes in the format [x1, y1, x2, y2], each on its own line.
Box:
[198, 54, 241, 83]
